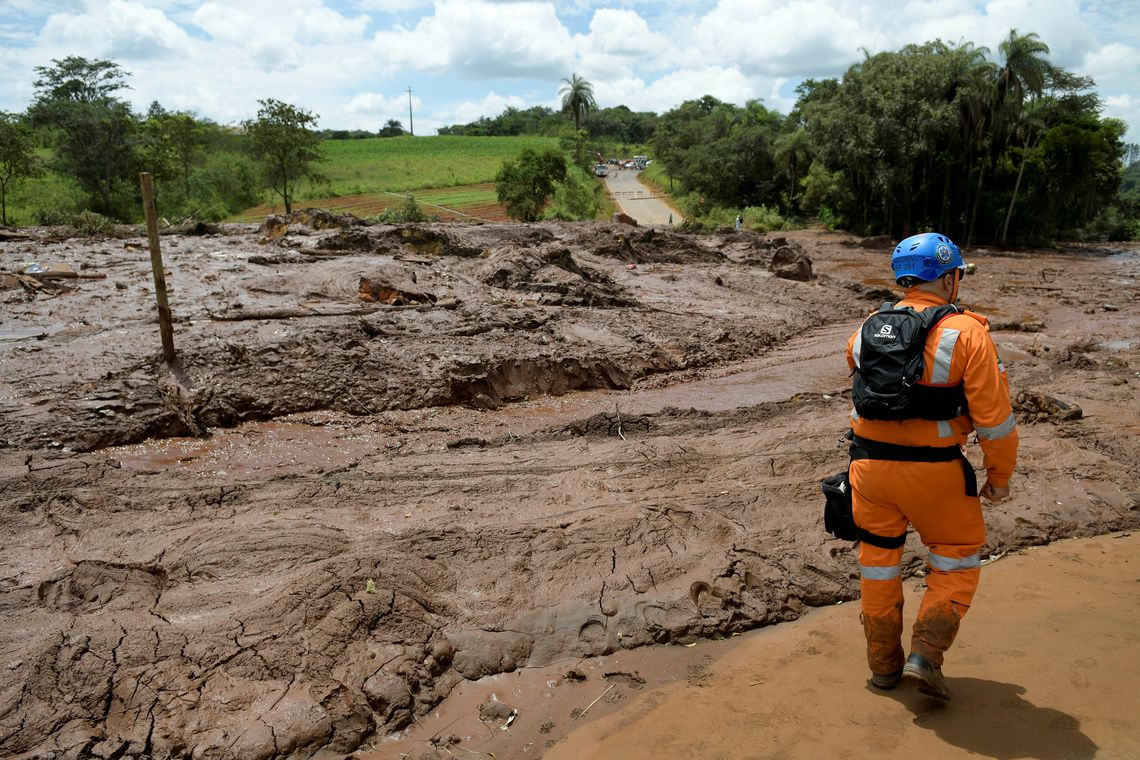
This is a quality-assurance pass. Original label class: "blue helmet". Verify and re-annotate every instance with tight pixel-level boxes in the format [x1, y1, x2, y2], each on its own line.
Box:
[891, 233, 964, 283]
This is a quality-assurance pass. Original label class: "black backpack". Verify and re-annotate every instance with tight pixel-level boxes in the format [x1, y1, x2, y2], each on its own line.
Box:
[851, 303, 966, 421]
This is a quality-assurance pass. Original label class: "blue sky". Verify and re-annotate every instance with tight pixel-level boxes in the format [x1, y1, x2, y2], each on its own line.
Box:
[1, 1, 1136, 143]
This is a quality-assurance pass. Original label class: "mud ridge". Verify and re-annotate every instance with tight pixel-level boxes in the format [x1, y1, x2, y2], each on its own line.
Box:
[2, 224, 1137, 758]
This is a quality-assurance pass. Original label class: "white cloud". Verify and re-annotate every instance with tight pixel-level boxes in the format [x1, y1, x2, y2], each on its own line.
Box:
[39, 0, 195, 60]
[448, 90, 528, 123]
[0, 0, 1133, 144]
[373, 0, 574, 79]
[583, 8, 666, 58]
[689, 0, 868, 77]
[1080, 42, 1140, 142]
[592, 66, 756, 114]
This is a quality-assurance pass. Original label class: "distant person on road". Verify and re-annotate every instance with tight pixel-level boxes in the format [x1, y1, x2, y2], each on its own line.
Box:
[844, 232, 1018, 700]
[735, 214, 742, 230]
[668, 213, 673, 226]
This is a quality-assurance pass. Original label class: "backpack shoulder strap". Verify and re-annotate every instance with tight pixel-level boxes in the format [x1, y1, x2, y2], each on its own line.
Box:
[920, 304, 961, 329]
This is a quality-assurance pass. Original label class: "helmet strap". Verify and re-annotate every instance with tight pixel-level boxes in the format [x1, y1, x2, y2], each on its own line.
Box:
[944, 269, 960, 304]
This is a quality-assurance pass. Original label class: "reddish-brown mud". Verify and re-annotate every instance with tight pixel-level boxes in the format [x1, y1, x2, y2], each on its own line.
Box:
[1, 216, 1137, 759]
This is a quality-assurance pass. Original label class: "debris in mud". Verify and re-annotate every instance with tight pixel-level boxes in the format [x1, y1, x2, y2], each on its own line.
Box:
[612, 212, 638, 226]
[852, 235, 895, 250]
[1013, 390, 1083, 422]
[479, 246, 634, 307]
[768, 244, 814, 281]
[991, 320, 1046, 332]
[259, 208, 365, 242]
[562, 669, 588, 682]
[478, 700, 518, 723]
[394, 226, 484, 258]
[357, 266, 435, 305]
[567, 411, 653, 438]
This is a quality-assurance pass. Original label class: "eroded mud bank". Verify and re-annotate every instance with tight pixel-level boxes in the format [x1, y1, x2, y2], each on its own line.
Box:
[1, 219, 1137, 758]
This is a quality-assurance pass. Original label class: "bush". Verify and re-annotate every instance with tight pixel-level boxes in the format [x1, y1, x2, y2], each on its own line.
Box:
[495, 148, 568, 221]
[374, 194, 438, 223]
[546, 164, 600, 220]
[68, 210, 117, 236]
[742, 205, 788, 232]
[817, 205, 847, 231]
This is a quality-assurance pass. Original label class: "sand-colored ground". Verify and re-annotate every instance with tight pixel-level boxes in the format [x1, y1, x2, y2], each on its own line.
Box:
[547, 532, 1139, 760]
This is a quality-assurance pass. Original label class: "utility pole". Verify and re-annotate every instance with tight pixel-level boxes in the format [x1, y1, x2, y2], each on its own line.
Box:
[406, 86, 414, 136]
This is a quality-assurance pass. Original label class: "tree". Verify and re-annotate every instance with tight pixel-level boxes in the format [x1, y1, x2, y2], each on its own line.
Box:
[773, 127, 811, 210]
[141, 107, 208, 199]
[559, 74, 597, 131]
[969, 29, 1050, 244]
[378, 119, 405, 138]
[28, 56, 139, 216]
[494, 148, 567, 221]
[0, 112, 42, 225]
[243, 99, 324, 214]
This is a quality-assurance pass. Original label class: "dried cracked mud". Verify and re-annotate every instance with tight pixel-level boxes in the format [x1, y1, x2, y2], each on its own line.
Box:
[1, 215, 1138, 759]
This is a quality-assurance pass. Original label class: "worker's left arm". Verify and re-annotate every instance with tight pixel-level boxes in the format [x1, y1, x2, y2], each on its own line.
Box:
[959, 325, 1019, 488]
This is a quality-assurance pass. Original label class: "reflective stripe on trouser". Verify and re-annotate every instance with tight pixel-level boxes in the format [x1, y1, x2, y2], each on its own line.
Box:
[850, 458, 985, 671]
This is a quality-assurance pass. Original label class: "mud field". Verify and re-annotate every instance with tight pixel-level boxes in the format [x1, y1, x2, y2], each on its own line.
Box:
[1, 215, 1137, 759]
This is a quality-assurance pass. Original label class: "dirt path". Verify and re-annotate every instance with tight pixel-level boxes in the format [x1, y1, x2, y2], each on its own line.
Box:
[605, 169, 681, 226]
[1, 218, 1137, 759]
[544, 532, 1140, 760]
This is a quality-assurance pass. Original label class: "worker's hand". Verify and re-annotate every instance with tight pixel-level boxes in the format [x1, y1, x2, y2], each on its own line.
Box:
[980, 481, 1010, 503]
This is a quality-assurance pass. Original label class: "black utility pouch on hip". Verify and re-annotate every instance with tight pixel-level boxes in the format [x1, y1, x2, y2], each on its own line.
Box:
[821, 469, 859, 541]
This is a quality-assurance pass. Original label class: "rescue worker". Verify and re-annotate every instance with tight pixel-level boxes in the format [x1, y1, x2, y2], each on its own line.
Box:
[845, 232, 1018, 699]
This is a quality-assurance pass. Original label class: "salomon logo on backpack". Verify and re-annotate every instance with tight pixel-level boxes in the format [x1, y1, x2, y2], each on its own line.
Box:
[852, 303, 966, 421]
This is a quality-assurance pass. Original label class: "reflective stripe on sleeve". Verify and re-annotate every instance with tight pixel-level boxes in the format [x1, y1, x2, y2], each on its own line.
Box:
[928, 552, 981, 572]
[976, 413, 1017, 441]
[852, 331, 863, 369]
[930, 328, 961, 384]
[860, 564, 901, 581]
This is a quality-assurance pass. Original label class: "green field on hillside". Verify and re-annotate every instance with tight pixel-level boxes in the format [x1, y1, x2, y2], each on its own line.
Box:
[304, 134, 560, 199]
[230, 184, 509, 223]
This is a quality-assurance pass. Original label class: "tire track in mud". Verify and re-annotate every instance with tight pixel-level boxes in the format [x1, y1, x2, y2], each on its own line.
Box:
[2, 226, 1138, 757]
[3, 390, 1137, 757]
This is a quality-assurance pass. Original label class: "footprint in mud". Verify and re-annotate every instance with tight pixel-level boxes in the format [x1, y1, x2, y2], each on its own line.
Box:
[578, 614, 607, 644]
[604, 671, 646, 690]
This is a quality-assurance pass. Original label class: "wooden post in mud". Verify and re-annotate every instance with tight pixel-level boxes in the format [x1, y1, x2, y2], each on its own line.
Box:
[139, 172, 176, 363]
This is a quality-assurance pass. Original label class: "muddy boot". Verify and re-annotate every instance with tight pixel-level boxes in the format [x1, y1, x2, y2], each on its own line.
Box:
[870, 669, 902, 690]
[902, 652, 952, 700]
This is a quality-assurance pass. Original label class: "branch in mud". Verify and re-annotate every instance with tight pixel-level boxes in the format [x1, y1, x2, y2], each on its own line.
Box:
[206, 298, 461, 321]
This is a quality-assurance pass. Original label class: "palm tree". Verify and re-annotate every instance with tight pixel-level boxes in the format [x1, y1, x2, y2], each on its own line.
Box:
[997, 29, 1050, 119]
[967, 29, 1049, 246]
[999, 99, 1048, 242]
[559, 74, 597, 131]
[946, 41, 996, 237]
[773, 127, 811, 210]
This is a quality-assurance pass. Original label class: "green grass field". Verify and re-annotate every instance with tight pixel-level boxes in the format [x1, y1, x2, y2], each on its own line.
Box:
[230, 183, 510, 223]
[2, 135, 561, 226]
[304, 134, 560, 198]
[233, 134, 565, 223]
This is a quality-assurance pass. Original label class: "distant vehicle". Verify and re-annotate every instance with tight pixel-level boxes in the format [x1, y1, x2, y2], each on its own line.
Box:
[633, 155, 649, 169]
[594, 164, 608, 177]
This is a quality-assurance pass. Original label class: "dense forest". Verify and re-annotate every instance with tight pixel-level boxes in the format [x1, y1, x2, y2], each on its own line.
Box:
[646, 31, 1135, 242]
[0, 29, 1136, 242]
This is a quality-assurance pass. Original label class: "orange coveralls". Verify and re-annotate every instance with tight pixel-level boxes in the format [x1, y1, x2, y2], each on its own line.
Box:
[845, 290, 1018, 676]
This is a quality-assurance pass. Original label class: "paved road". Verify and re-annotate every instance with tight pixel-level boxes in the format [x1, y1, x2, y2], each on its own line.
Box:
[604, 168, 682, 227]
